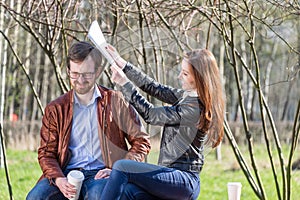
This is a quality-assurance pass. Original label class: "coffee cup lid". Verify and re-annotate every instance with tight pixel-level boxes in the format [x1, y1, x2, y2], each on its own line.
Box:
[68, 170, 84, 180]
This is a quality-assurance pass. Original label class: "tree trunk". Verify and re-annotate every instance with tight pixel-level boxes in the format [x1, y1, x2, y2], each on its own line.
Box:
[216, 42, 225, 160]
[11, 0, 21, 121]
[0, 0, 6, 168]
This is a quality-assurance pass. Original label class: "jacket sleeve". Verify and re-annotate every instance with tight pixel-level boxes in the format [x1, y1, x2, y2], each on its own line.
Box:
[120, 82, 200, 126]
[38, 105, 65, 181]
[123, 62, 184, 104]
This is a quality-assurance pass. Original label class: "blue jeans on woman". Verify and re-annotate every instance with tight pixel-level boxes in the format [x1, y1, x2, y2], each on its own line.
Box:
[101, 159, 200, 200]
[26, 168, 107, 200]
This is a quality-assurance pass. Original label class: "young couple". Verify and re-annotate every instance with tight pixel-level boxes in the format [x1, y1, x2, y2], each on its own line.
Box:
[27, 41, 225, 200]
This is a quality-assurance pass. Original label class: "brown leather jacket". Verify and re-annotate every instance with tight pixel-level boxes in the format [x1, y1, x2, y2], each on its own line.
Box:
[37, 85, 150, 182]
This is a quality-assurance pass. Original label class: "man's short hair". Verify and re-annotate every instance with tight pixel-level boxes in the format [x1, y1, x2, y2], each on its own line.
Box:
[67, 41, 102, 71]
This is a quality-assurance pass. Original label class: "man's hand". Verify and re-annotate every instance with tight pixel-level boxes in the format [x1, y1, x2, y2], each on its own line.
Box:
[55, 177, 77, 199]
[94, 168, 112, 179]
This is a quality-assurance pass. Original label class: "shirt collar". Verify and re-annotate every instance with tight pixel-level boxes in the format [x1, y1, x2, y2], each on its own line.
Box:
[94, 85, 102, 99]
[74, 84, 102, 106]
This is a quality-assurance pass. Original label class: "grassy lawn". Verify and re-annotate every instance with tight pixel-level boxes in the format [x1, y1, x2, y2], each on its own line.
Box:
[0, 143, 299, 199]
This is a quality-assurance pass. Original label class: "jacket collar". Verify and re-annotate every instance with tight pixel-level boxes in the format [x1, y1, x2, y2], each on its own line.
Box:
[183, 90, 198, 98]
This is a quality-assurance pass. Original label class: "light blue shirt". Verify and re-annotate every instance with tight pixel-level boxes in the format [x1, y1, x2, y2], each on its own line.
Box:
[67, 85, 105, 170]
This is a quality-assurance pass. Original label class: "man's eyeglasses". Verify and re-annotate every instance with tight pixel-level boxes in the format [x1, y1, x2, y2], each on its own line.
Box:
[67, 70, 96, 79]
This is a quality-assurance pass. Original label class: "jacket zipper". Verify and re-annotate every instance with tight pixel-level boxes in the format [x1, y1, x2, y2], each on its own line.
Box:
[101, 97, 110, 167]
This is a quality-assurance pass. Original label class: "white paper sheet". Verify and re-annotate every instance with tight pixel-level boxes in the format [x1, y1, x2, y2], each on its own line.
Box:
[87, 20, 115, 65]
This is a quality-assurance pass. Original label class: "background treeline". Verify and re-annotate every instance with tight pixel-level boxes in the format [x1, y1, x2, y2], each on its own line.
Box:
[0, 1, 299, 200]
[0, 0, 299, 124]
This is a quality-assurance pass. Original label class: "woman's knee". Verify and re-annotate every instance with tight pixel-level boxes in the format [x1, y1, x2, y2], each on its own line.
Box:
[113, 159, 136, 172]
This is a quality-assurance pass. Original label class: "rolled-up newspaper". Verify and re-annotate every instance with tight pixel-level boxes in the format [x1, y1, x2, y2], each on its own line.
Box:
[87, 20, 115, 65]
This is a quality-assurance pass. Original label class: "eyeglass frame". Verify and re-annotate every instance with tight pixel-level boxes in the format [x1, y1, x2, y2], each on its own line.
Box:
[67, 69, 96, 79]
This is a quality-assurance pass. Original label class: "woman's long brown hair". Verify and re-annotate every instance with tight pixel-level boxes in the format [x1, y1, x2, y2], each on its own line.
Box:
[185, 49, 225, 148]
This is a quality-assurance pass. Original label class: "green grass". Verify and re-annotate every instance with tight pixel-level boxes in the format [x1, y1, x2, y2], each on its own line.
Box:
[0, 149, 40, 200]
[0, 144, 299, 199]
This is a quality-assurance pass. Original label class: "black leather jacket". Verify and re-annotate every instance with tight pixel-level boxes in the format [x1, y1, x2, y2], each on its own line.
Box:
[120, 63, 206, 173]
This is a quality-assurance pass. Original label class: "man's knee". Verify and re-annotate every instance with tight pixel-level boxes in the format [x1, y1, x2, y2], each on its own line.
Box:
[26, 178, 64, 200]
[26, 189, 36, 200]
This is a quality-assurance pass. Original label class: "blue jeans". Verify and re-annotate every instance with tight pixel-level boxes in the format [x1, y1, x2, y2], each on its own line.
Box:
[26, 168, 107, 200]
[101, 160, 200, 200]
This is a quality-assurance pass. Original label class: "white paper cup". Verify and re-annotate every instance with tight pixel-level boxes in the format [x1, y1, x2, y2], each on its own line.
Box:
[67, 170, 84, 200]
[227, 182, 242, 200]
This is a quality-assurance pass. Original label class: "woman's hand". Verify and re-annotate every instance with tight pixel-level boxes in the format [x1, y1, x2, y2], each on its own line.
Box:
[106, 44, 127, 69]
[55, 177, 77, 199]
[110, 64, 129, 86]
[94, 168, 112, 179]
